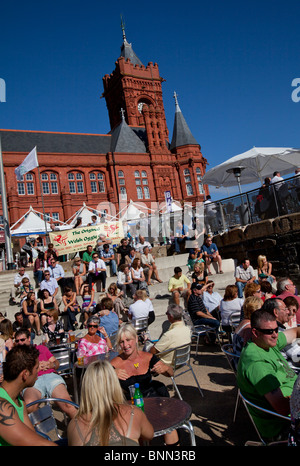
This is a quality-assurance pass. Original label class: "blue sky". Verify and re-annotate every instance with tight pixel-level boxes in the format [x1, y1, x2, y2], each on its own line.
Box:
[1, 0, 300, 200]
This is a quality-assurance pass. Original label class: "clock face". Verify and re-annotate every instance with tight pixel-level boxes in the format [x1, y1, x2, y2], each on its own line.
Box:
[137, 101, 146, 113]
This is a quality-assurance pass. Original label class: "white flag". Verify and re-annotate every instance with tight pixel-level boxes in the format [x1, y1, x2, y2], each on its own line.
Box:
[15, 147, 38, 181]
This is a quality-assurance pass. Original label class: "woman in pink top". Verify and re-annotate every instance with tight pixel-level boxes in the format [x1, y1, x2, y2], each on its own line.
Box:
[77, 316, 112, 357]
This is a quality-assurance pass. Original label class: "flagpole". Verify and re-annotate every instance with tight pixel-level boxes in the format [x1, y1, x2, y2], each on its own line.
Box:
[0, 136, 14, 269]
[36, 153, 49, 241]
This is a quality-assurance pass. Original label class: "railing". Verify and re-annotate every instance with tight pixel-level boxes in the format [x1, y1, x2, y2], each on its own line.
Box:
[204, 174, 300, 235]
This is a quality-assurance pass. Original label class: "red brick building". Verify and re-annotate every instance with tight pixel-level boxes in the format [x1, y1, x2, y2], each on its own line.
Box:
[0, 30, 208, 227]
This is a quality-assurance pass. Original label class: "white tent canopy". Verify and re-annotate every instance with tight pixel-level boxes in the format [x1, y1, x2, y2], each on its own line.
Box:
[118, 200, 153, 222]
[66, 203, 114, 227]
[159, 200, 182, 214]
[202, 146, 300, 187]
[10, 206, 59, 237]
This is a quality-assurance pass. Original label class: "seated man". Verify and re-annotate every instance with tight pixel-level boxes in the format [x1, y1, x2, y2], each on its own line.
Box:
[141, 245, 163, 285]
[276, 277, 300, 325]
[124, 247, 141, 267]
[237, 308, 300, 441]
[149, 304, 191, 366]
[0, 345, 57, 446]
[40, 270, 59, 299]
[135, 235, 152, 254]
[116, 238, 131, 269]
[187, 282, 220, 343]
[174, 221, 189, 255]
[100, 243, 117, 276]
[95, 297, 119, 337]
[88, 252, 107, 292]
[235, 258, 256, 298]
[201, 236, 223, 275]
[45, 258, 66, 291]
[10, 267, 30, 305]
[128, 289, 155, 326]
[168, 266, 191, 306]
[82, 245, 94, 268]
[15, 329, 77, 420]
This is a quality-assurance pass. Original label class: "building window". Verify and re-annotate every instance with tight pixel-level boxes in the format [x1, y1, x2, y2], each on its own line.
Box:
[89, 172, 105, 193]
[118, 171, 127, 199]
[68, 172, 85, 194]
[17, 172, 35, 196]
[183, 168, 194, 196]
[196, 167, 204, 194]
[42, 182, 50, 195]
[51, 182, 58, 194]
[17, 183, 25, 195]
[52, 212, 59, 221]
[134, 170, 150, 199]
[120, 186, 127, 200]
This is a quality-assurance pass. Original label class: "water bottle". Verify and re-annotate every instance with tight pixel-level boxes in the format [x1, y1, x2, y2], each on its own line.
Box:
[133, 383, 144, 411]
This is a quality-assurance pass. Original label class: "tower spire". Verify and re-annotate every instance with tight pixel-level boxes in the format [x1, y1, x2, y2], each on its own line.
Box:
[120, 15, 126, 42]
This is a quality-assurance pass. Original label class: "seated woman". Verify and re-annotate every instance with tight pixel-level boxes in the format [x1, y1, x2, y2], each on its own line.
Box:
[130, 258, 149, 296]
[72, 257, 86, 296]
[187, 241, 204, 271]
[80, 283, 96, 328]
[19, 277, 34, 304]
[62, 286, 80, 331]
[0, 319, 14, 356]
[106, 283, 128, 322]
[233, 296, 263, 356]
[260, 280, 276, 302]
[67, 360, 154, 446]
[42, 308, 65, 344]
[39, 289, 59, 327]
[21, 291, 41, 335]
[244, 282, 262, 299]
[110, 323, 179, 445]
[192, 261, 208, 286]
[34, 251, 47, 286]
[219, 285, 244, 334]
[77, 316, 112, 357]
[284, 296, 299, 329]
[257, 254, 276, 284]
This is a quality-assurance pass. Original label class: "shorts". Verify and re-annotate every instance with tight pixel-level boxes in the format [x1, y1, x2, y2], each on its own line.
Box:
[24, 372, 66, 398]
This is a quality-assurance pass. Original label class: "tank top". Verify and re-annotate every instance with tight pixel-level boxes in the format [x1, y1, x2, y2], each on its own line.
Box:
[74, 406, 139, 446]
[0, 387, 24, 446]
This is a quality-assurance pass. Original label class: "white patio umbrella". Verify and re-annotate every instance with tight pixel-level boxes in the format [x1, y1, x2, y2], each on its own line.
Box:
[202, 147, 300, 187]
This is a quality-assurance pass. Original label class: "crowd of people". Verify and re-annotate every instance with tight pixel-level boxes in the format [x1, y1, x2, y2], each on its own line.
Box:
[2, 223, 300, 447]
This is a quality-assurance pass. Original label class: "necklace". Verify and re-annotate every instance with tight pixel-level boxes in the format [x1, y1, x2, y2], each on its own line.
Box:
[133, 363, 139, 369]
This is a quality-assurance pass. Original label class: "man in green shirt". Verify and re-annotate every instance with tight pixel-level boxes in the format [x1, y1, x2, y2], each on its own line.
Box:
[237, 308, 300, 440]
[82, 245, 94, 267]
[0, 345, 56, 446]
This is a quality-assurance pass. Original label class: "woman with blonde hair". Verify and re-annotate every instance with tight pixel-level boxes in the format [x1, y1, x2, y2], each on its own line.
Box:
[111, 323, 179, 445]
[67, 360, 154, 446]
[257, 254, 275, 284]
[192, 261, 208, 285]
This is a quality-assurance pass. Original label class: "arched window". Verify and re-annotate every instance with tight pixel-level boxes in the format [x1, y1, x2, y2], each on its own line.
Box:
[17, 172, 35, 196]
[183, 168, 193, 196]
[68, 171, 84, 194]
[118, 171, 127, 199]
[134, 170, 150, 199]
[89, 172, 105, 193]
[196, 167, 204, 194]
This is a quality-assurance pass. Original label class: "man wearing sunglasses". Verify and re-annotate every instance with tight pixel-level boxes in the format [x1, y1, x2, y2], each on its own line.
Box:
[237, 308, 300, 441]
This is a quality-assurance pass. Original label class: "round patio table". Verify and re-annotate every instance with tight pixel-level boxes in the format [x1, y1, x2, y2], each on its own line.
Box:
[143, 397, 196, 446]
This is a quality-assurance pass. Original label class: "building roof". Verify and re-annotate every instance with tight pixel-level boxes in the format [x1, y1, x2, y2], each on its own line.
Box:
[170, 92, 199, 150]
[0, 129, 111, 154]
[110, 114, 147, 153]
[119, 21, 144, 67]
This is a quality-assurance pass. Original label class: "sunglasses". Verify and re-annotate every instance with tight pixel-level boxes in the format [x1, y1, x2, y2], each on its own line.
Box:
[88, 324, 98, 328]
[15, 337, 27, 343]
[254, 327, 279, 335]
